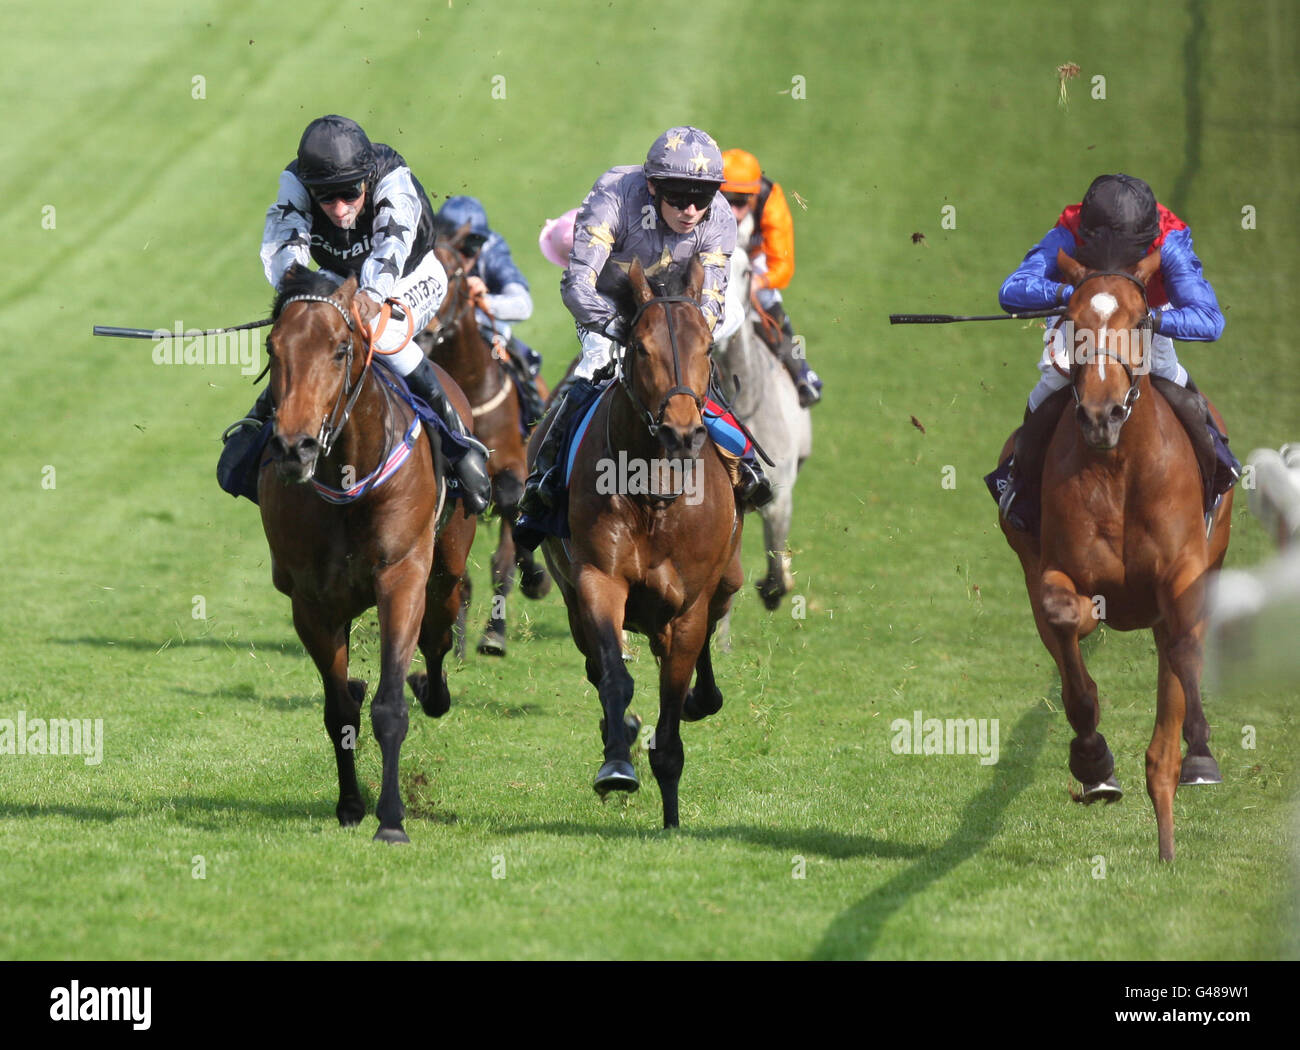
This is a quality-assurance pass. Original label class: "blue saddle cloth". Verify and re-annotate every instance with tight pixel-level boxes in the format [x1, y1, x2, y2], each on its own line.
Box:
[512, 381, 608, 549]
[216, 361, 475, 505]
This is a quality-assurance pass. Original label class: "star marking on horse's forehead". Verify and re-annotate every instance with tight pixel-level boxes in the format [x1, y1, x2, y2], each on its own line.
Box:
[665, 131, 685, 151]
[1089, 292, 1118, 323]
[697, 251, 727, 267]
[690, 150, 710, 172]
[585, 222, 615, 251]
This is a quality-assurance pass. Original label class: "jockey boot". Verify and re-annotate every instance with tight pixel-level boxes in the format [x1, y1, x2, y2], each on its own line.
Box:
[997, 388, 1072, 535]
[405, 357, 492, 515]
[507, 334, 543, 378]
[716, 445, 775, 511]
[761, 303, 822, 408]
[518, 377, 599, 519]
[217, 386, 274, 495]
[1151, 376, 1239, 511]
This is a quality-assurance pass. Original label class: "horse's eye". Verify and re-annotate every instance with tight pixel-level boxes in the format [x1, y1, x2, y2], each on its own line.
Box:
[335, 340, 349, 359]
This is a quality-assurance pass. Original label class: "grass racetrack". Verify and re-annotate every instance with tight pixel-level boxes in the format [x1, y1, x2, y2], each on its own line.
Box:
[1, 0, 1297, 961]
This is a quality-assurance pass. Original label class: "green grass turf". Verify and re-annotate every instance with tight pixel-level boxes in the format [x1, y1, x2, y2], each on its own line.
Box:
[0, 0, 1296, 959]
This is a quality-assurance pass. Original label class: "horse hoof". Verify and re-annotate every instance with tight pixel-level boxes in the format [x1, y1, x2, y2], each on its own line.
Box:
[756, 579, 785, 612]
[373, 826, 410, 844]
[1074, 775, 1123, 804]
[593, 760, 639, 798]
[337, 800, 365, 827]
[1180, 755, 1222, 785]
[347, 678, 367, 705]
[408, 671, 450, 718]
[682, 687, 722, 723]
[520, 566, 551, 600]
[477, 630, 506, 657]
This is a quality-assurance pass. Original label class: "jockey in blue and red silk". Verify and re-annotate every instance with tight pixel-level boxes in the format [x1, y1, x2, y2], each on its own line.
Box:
[516, 126, 773, 530]
[218, 115, 491, 513]
[990, 173, 1236, 533]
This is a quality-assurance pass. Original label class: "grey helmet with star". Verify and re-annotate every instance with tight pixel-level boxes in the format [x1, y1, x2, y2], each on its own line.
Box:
[643, 126, 725, 184]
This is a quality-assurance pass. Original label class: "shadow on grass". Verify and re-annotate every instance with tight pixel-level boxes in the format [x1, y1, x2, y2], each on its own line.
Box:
[810, 704, 1052, 959]
[500, 818, 929, 861]
[0, 794, 332, 830]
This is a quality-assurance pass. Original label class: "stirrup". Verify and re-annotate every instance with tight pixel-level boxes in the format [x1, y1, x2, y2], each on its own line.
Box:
[221, 417, 265, 443]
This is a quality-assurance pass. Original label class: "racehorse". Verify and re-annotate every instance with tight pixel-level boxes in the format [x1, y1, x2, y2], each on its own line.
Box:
[532, 257, 744, 828]
[713, 245, 812, 610]
[259, 266, 476, 843]
[997, 247, 1233, 861]
[418, 223, 550, 658]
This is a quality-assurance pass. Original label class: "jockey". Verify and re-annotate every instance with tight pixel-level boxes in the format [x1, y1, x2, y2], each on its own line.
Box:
[435, 194, 546, 424]
[992, 172, 1235, 533]
[516, 126, 773, 525]
[539, 207, 580, 269]
[436, 195, 543, 377]
[721, 148, 822, 407]
[219, 114, 491, 514]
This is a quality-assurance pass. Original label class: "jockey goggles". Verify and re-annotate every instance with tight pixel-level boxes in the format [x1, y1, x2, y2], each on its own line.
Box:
[656, 184, 717, 211]
[722, 191, 756, 208]
[310, 180, 365, 204]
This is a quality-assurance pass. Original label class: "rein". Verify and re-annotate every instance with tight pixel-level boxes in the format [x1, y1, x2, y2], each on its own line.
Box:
[620, 294, 708, 437]
[1067, 270, 1154, 424]
[277, 293, 374, 458]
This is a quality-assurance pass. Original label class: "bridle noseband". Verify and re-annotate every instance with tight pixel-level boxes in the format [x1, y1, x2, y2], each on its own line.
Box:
[274, 293, 371, 458]
[620, 294, 708, 437]
[1068, 269, 1154, 425]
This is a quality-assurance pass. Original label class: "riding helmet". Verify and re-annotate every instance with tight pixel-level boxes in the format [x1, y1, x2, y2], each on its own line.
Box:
[437, 196, 492, 239]
[1077, 173, 1160, 267]
[644, 126, 725, 185]
[296, 115, 376, 187]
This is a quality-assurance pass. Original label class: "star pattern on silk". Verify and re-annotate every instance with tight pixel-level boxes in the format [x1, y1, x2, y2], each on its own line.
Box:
[690, 151, 710, 173]
[375, 216, 410, 240]
[280, 229, 309, 249]
[644, 247, 674, 276]
[585, 222, 615, 251]
[698, 251, 727, 267]
[277, 201, 306, 221]
[665, 131, 685, 151]
[377, 256, 401, 279]
[703, 288, 725, 304]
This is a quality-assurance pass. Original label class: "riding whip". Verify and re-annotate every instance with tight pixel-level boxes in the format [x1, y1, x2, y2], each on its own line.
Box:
[92, 318, 273, 339]
[889, 308, 1067, 325]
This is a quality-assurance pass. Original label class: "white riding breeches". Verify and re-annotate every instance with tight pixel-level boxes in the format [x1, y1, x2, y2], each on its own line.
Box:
[1026, 320, 1188, 412]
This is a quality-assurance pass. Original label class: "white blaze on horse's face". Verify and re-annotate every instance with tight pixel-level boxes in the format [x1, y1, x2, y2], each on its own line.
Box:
[1089, 293, 1118, 381]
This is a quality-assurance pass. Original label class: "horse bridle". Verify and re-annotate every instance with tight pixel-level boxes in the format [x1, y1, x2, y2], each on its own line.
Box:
[620, 294, 709, 437]
[273, 293, 372, 458]
[422, 244, 478, 351]
[1067, 269, 1155, 424]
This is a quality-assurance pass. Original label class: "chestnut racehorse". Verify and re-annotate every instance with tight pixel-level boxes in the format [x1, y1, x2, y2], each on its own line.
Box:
[259, 266, 476, 843]
[419, 225, 550, 658]
[998, 248, 1232, 861]
[533, 257, 744, 828]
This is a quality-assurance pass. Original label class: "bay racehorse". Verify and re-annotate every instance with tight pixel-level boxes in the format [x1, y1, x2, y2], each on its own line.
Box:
[418, 223, 550, 658]
[998, 247, 1233, 861]
[533, 257, 744, 828]
[259, 266, 476, 843]
[713, 244, 812, 610]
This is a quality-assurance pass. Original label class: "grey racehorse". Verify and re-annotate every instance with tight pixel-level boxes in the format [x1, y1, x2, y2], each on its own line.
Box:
[713, 244, 812, 612]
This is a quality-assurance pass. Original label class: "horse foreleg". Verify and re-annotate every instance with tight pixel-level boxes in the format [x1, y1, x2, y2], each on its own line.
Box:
[652, 607, 710, 829]
[1149, 622, 1190, 861]
[371, 567, 428, 843]
[1040, 569, 1120, 800]
[575, 569, 638, 797]
[292, 602, 365, 828]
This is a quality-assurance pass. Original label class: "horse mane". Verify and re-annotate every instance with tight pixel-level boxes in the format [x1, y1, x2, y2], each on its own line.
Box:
[272, 266, 345, 320]
[597, 260, 693, 326]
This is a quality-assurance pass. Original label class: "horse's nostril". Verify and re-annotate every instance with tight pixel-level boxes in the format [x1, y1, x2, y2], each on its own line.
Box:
[1110, 405, 1127, 423]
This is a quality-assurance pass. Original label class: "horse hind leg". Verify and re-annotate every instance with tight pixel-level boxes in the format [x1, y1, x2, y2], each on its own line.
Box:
[755, 488, 795, 611]
[682, 631, 724, 722]
[576, 575, 639, 798]
[651, 610, 711, 829]
[1039, 570, 1122, 803]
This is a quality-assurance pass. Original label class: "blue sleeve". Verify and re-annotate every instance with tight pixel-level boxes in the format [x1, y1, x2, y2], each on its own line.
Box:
[479, 236, 530, 293]
[998, 225, 1077, 312]
[1153, 228, 1224, 341]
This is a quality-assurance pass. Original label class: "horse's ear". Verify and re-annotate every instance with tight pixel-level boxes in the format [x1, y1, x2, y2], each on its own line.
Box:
[1134, 248, 1162, 287]
[1056, 248, 1088, 287]
[628, 258, 654, 305]
[454, 220, 472, 250]
[685, 256, 706, 302]
[334, 275, 358, 303]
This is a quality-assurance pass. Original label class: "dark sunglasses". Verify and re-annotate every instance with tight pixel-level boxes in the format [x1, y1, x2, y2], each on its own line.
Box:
[311, 181, 365, 205]
[458, 233, 488, 257]
[723, 191, 756, 208]
[657, 187, 715, 212]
